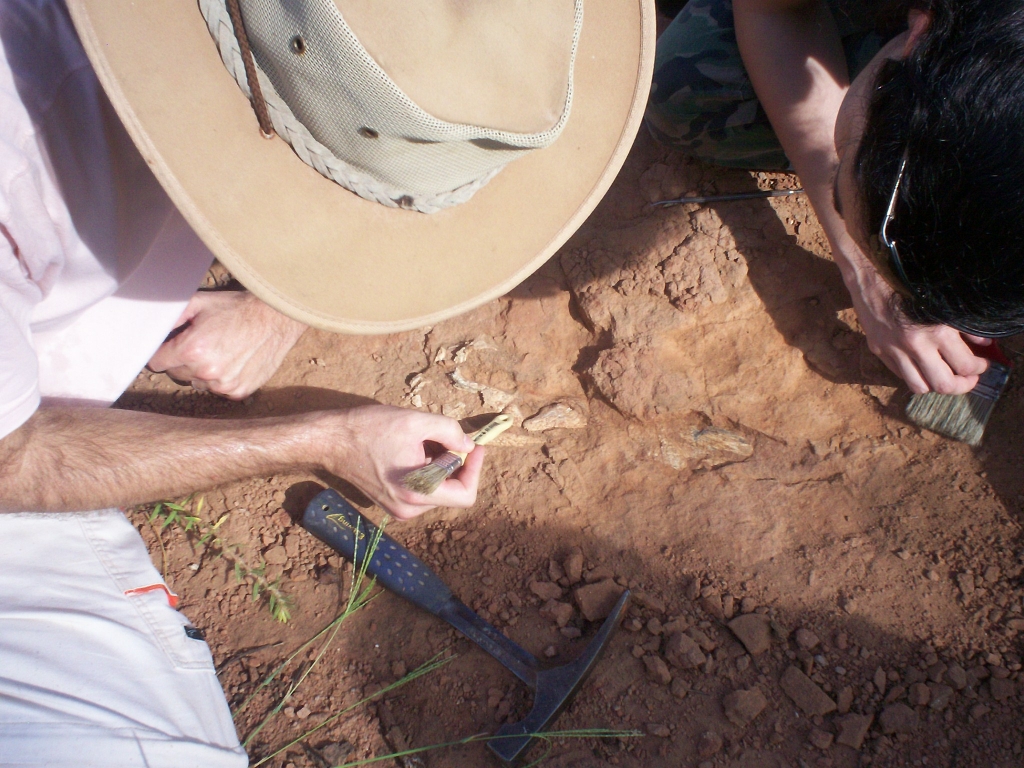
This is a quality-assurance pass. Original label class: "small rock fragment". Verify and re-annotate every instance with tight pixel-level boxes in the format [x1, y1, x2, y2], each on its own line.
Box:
[835, 713, 873, 750]
[684, 577, 701, 601]
[539, 599, 574, 627]
[633, 590, 667, 613]
[927, 662, 947, 683]
[837, 686, 854, 714]
[928, 683, 953, 711]
[646, 723, 670, 738]
[391, 660, 407, 679]
[700, 594, 725, 621]
[643, 655, 672, 685]
[873, 667, 887, 696]
[808, 728, 834, 750]
[670, 677, 691, 699]
[647, 618, 664, 635]
[945, 663, 967, 691]
[529, 580, 563, 601]
[573, 579, 625, 621]
[543, 645, 558, 658]
[665, 631, 707, 669]
[970, 703, 990, 720]
[983, 565, 1001, 583]
[728, 614, 772, 656]
[584, 565, 615, 583]
[562, 549, 584, 584]
[263, 546, 288, 565]
[722, 688, 767, 727]
[879, 703, 918, 734]
[780, 666, 837, 716]
[795, 628, 820, 651]
[697, 730, 723, 758]
[989, 677, 1016, 701]
[908, 683, 931, 707]
[721, 594, 735, 620]
[522, 401, 588, 431]
[956, 572, 975, 597]
[740, 596, 757, 614]
[687, 627, 716, 652]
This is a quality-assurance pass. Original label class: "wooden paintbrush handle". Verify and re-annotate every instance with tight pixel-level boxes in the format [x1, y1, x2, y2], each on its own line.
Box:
[470, 414, 514, 446]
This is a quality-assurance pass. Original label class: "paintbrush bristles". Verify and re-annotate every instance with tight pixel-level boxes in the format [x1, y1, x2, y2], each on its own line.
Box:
[905, 363, 1010, 446]
[401, 451, 465, 495]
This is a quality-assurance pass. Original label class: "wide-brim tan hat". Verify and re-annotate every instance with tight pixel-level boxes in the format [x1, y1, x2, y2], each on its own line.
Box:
[67, 0, 655, 334]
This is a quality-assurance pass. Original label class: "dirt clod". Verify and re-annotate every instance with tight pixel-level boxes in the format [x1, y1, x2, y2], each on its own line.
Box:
[644, 654, 673, 686]
[722, 688, 767, 727]
[880, 703, 919, 734]
[539, 598, 574, 627]
[573, 579, 625, 622]
[808, 728, 834, 750]
[780, 666, 837, 716]
[563, 547, 584, 584]
[529, 580, 563, 601]
[728, 614, 772, 656]
[664, 631, 706, 670]
[835, 713, 873, 750]
[697, 730, 724, 759]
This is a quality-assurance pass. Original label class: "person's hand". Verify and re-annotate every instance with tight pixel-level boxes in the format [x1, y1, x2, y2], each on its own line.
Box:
[846, 266, 988, 395]
[321, 405, 485, 520]
[148, 291, 307, 399]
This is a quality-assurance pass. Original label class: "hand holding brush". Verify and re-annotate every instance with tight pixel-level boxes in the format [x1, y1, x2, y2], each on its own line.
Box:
[402, 414, 513, 495]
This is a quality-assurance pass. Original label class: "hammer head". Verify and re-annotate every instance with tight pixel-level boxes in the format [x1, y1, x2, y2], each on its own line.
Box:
[488, 590, 630, 765]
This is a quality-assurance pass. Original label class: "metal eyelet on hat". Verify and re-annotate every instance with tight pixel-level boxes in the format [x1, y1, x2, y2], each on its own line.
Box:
[358, 127, 379, 139]
[289, 35, 306, 55]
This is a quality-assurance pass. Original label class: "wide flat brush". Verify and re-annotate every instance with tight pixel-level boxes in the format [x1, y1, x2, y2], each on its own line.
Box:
[906, 342, 1012, 446]
[401, 413, 513, 495]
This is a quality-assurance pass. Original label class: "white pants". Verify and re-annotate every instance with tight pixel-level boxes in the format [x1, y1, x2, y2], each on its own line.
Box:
[0, 510, 248, 767]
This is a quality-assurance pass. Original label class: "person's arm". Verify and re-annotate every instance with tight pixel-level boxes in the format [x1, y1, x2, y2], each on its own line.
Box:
[733, 0, 986, 394]
[0, 404, 483, 519]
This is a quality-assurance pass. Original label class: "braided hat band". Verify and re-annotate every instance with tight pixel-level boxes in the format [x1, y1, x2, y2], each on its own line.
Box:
[200, 0, 583, 213]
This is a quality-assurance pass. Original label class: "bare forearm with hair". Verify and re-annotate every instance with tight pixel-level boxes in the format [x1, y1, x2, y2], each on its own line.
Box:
[0, 403, 483, 518]
[0, 406, 330, 512]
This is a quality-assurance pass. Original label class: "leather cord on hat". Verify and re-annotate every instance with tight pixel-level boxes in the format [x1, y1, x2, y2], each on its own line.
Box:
[225, 0, 275, 138]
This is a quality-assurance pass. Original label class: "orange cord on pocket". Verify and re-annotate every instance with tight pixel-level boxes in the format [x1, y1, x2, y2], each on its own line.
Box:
[124, 583, 179, 608]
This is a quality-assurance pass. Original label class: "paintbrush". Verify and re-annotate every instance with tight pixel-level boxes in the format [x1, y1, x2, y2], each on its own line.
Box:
[651, 188, 803, 208]
[401, 414, 514, 495]
[905, 342, 1012, 446]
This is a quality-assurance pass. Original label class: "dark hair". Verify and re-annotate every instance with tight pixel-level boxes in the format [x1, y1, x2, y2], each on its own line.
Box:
[855, 0, 1024, 337]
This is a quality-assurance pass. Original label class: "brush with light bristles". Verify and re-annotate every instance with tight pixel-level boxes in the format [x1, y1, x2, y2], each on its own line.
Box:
[906, 342, 1012, 446]
[401, 414, 514, 495]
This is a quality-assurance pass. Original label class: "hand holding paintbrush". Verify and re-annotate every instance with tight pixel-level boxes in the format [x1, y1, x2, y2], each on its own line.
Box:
[401, 414, 513, 495]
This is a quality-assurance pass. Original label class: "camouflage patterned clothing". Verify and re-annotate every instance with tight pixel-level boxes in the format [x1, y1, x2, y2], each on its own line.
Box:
[646, 0, 886, 170]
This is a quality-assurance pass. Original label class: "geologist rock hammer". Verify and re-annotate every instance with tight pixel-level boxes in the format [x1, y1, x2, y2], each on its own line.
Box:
[301, 488, 629, 765]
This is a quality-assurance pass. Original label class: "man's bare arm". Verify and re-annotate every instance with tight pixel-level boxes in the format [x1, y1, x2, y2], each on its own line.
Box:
[0, 404, 482, 519]
[733, 0, 986, 394]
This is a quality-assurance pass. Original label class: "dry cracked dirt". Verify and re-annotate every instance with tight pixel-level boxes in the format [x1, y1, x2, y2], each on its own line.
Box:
[119, 128, 1024, 768]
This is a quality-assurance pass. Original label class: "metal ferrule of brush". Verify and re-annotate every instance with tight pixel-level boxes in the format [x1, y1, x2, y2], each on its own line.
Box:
[430, 451, 465, 475]
[973, 363, 1010, 401]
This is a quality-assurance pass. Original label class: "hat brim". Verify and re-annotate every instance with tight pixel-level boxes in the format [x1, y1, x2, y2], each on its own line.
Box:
[67, 0, 655, 333]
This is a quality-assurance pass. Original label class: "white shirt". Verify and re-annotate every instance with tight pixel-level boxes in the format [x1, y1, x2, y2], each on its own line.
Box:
[0, 0, 213, 439]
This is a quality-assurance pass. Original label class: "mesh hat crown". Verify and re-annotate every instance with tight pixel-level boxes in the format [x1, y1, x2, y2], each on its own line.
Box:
[66, 0, 654, 332]
[201, 0, 583, 213]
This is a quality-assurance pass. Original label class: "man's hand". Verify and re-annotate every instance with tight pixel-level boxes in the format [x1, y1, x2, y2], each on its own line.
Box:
[324, 405, 485, 520]
[148, 291, 307, 399]
[843, 251, 989, 395]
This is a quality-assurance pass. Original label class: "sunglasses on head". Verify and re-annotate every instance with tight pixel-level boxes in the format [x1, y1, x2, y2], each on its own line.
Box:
[879, 149, 1024, 339]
